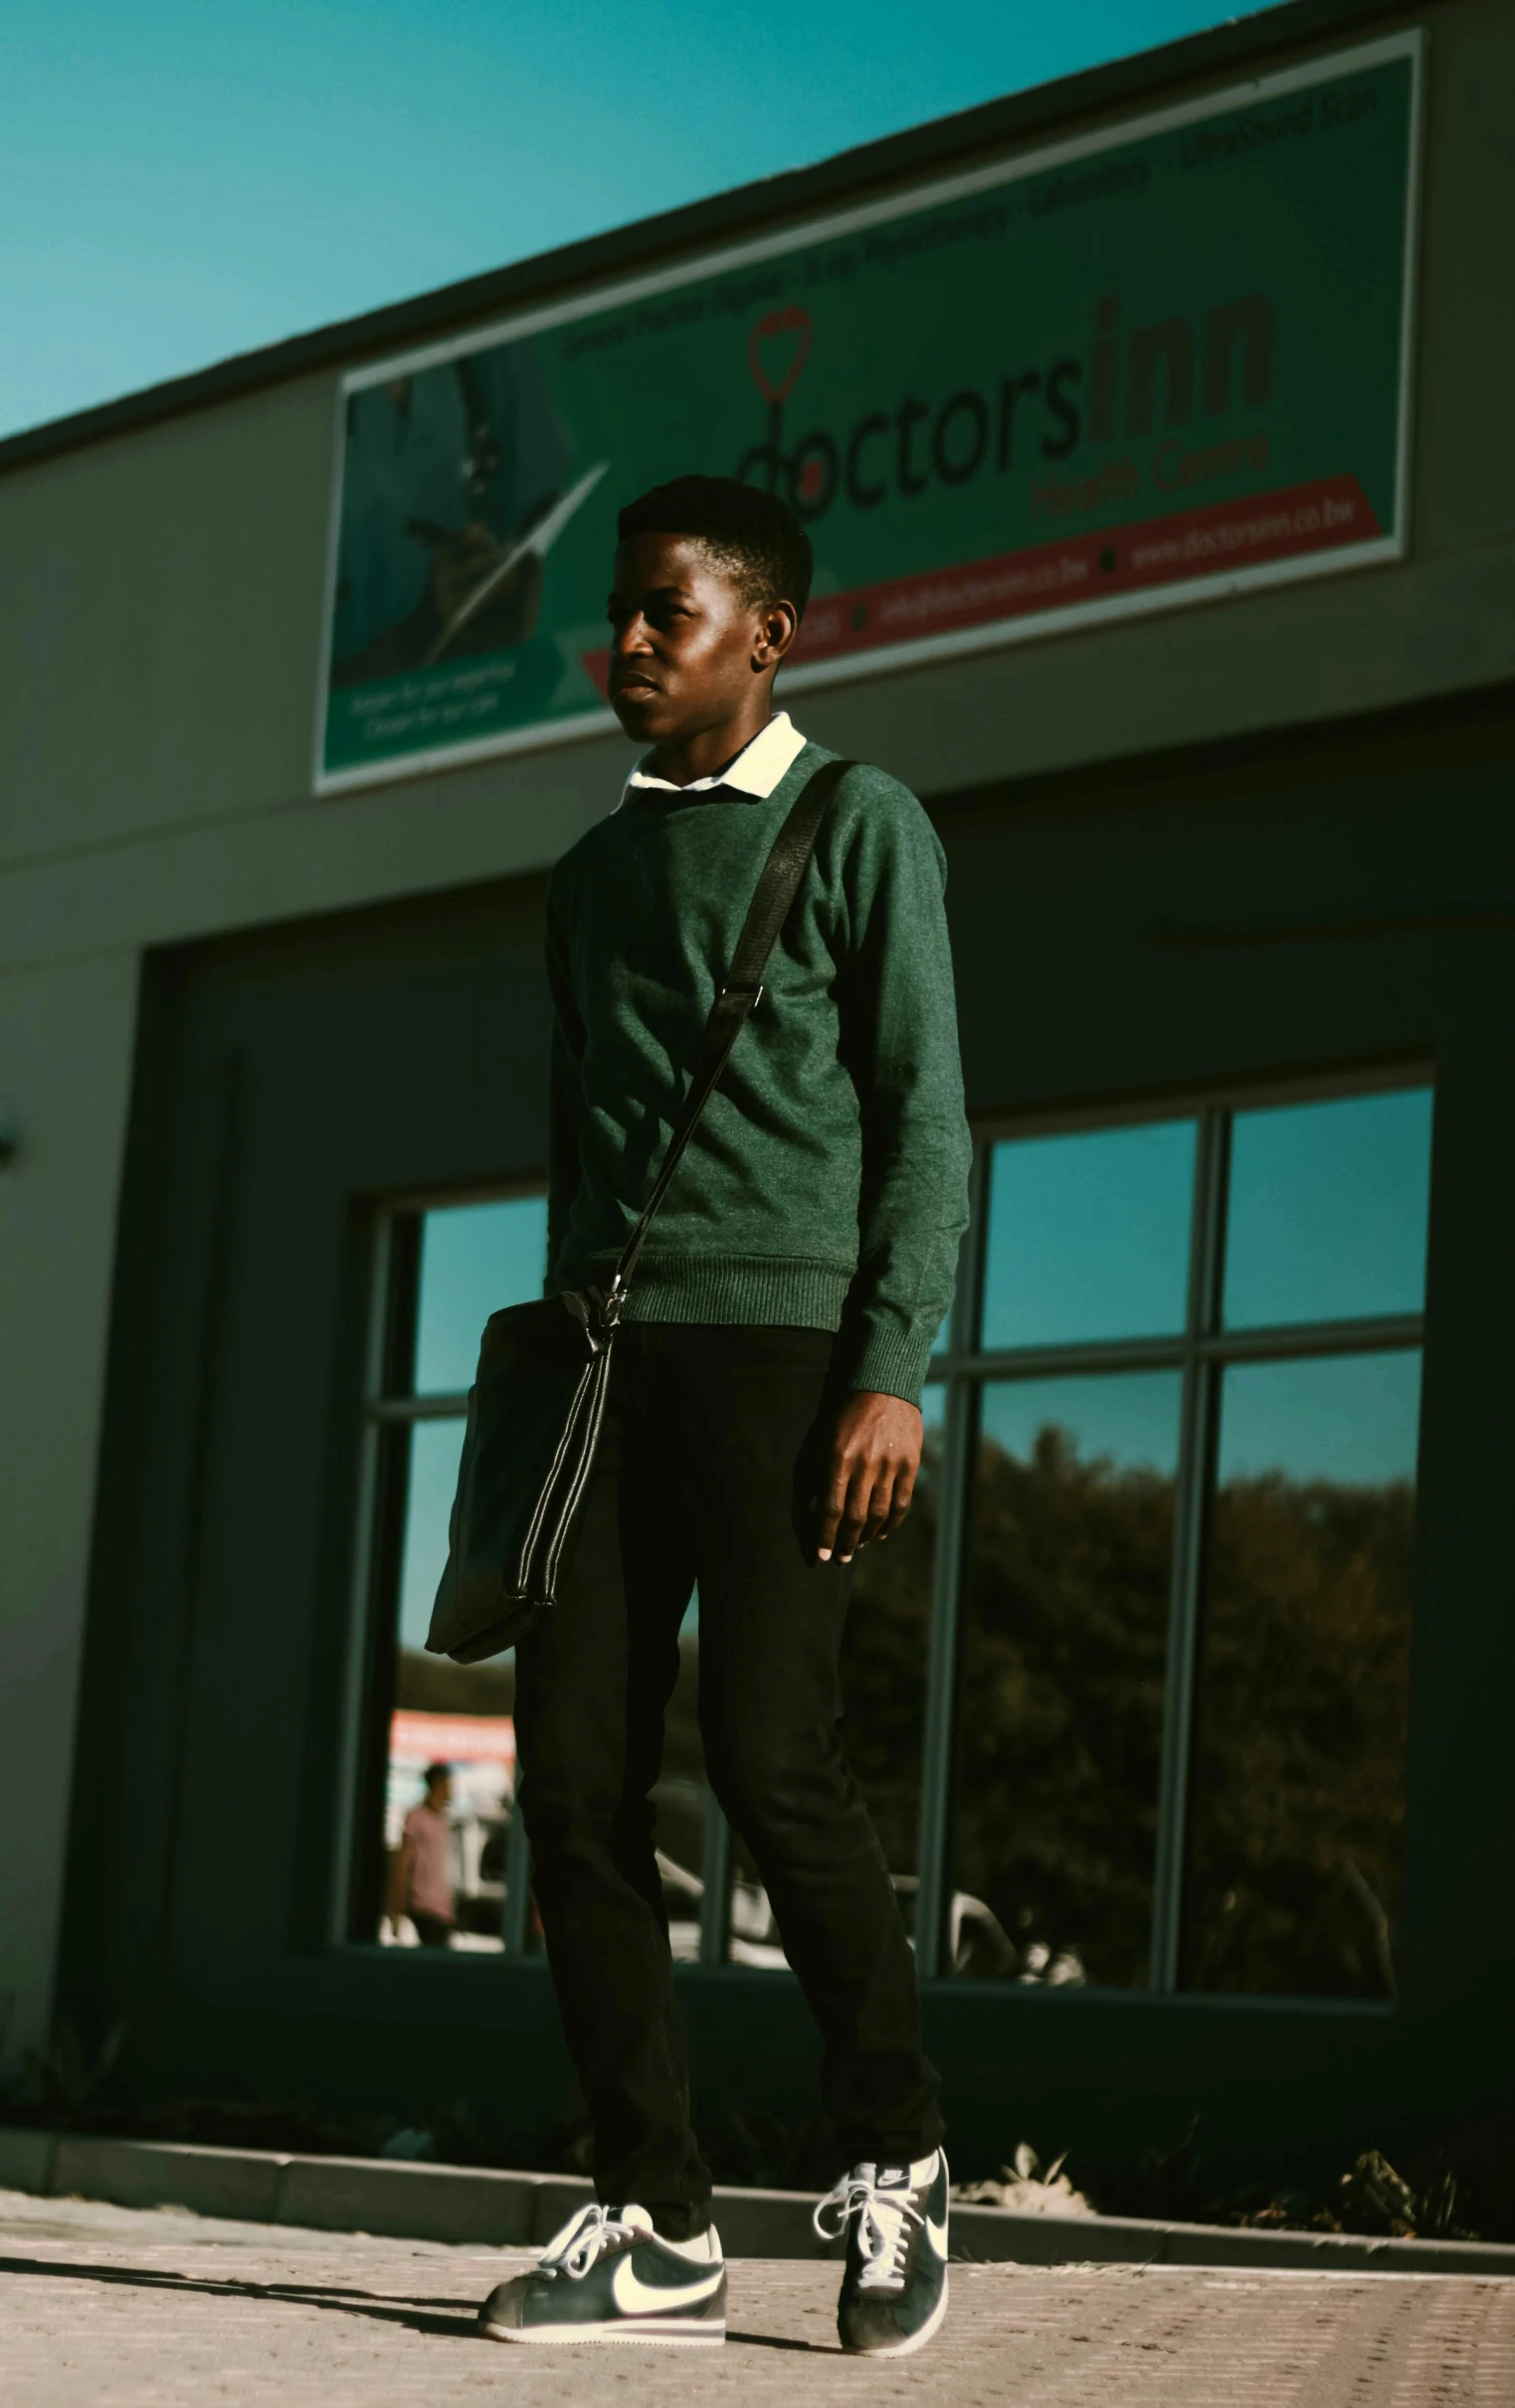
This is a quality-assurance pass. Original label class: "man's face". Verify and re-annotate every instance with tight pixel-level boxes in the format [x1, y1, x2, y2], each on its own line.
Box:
[606, 531, 794, 745]
[427, 1774, 452, 1813]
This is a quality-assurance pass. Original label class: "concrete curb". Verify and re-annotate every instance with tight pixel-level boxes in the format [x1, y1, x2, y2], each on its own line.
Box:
[4, 2128, 1513, 2276]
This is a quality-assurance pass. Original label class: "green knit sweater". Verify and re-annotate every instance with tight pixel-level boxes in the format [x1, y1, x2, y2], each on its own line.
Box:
[545, 739, 972, 1405]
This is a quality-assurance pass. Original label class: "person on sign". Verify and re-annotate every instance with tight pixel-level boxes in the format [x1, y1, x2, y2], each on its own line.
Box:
[475, 476, 970, 2358]
[330, 344, 572, 686]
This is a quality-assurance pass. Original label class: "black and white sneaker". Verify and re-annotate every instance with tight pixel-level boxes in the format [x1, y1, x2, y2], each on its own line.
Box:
[478, 2200, 726, 2347]
[814, 2149, 949, 2357]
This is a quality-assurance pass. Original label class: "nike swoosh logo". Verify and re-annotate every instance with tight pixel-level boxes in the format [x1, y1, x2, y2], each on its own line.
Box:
[926, 2216, 949, 2259]
[611, 2258, 724, 2316]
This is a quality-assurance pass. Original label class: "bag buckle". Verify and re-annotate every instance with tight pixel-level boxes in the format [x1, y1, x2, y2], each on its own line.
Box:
[564, 1287, 617, 1351]
[574, 1280, 624, 1342]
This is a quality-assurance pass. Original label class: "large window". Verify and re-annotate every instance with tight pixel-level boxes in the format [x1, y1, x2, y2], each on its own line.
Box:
[350, 1078, 1432, 2002]
[942, 1084, 1430, 1999]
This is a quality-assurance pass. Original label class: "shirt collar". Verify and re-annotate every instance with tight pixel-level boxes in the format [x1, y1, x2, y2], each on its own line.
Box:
[621, 710, 807, 805]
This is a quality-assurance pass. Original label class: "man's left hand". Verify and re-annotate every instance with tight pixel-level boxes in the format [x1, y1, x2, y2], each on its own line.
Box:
[816, 1391, 923, 1564]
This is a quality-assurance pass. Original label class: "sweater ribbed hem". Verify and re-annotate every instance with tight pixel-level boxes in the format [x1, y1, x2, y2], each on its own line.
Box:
[575, 1250, 854, 1332]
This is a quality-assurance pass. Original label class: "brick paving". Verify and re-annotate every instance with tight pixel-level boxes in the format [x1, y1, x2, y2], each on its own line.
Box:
[2, 2186, 1513, 2406]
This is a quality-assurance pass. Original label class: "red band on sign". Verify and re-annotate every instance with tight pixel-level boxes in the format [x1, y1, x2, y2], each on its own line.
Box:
[789, 477, 1382, 666]
[582, 479, 1381, 697]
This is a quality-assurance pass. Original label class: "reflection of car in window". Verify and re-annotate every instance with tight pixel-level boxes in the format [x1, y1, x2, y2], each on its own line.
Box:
[657, 1850, 704, 1965]
[451, 1797, 509, 1944]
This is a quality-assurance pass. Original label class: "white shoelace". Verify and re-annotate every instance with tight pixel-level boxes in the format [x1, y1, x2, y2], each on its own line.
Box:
[813, 2169, 923, 2292]
[537, 2201, 643, 2280]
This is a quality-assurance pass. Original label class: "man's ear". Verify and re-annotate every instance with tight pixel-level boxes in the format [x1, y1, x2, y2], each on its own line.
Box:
[753, 598, 799, 670]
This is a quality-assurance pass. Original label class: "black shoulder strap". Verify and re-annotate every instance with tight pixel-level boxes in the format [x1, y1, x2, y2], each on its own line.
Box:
[607, 753, 853, 1304]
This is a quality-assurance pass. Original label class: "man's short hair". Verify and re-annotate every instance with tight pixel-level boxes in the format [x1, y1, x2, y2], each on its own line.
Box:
[423, 1761, 452, 1790]
[617, 476, 813, 620]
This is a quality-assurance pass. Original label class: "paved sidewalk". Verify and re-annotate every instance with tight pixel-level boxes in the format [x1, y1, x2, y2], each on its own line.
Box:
[3, 2186, 1512, 2406]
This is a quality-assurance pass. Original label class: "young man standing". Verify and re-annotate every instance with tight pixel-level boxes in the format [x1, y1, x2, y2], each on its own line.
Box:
[478, 477, 971, 2356]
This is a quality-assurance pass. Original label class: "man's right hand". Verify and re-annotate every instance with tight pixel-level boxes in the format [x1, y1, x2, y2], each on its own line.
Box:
[814, 1390, 923, 1564]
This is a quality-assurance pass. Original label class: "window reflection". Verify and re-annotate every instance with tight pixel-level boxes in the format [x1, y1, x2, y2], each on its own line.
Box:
[396, 1418, 466, 1653]
[980, 1120, 1195, 1352]
[360, 1078, 1433, 2007]
[414, 1195, 549, 1393]
[1224, 1089, 1432, 1330]
[1184, 1350, 1420, 1997]
[951, 1373, 1181, 1987]
[383, 1417, 523, 1952]
[377, 1194, 547, 1951]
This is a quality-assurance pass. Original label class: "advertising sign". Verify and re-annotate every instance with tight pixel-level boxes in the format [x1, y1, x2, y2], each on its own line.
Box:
[315, 33, 1421, 792]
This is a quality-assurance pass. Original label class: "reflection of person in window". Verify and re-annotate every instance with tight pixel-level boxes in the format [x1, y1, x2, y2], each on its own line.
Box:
[385, 1762, 456, 1945]
[331, 345, 573, 687]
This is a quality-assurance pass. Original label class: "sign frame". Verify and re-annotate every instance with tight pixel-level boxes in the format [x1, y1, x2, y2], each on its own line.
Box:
[312, 29, 1424, 796]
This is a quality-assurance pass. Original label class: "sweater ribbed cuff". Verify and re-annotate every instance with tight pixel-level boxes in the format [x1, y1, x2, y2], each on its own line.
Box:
[848, 1316, 936, 1409]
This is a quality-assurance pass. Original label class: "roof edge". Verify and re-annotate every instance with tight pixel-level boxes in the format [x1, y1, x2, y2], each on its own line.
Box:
[0, 0, 1429, 480]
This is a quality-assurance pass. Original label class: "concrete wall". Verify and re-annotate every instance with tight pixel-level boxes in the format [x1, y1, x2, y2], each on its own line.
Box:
[0, 952, 139, 2059]
[2, 0, 1513, 2068]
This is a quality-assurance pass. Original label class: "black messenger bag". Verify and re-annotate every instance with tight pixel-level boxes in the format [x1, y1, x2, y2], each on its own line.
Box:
[425, 755, 852, 1667]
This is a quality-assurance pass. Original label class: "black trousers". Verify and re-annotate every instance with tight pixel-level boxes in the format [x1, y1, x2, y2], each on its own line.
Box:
[513, 1322, 942, 2234]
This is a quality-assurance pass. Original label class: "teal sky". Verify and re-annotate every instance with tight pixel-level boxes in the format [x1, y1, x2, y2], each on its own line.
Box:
[4, 0, 1249, 443]
[982, 1090, 1433, 1352]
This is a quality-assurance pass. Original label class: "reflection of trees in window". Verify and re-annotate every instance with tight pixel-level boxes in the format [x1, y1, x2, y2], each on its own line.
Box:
[954, 1426, 1173, 1990]
[1187, 1472, 1414, 1999]
[396, 1646, 512, 1719]
[947, 1421, 1414, 2000]
[352, 1085, 1431, 1999]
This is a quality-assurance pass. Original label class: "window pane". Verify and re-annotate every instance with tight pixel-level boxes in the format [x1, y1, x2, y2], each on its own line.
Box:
[379, 1416, 523, 1952]
[727, 1386, 945, 1965]
[951, 1372, 1181, 1987]
[397, 1417, 465, 1652]
[1184, 1350, 1420, 1998]
[1223, 1089, 1432, 1330]
[930, 1225, 966, 1358]
[980, 1121, 1196, 1351]
[414, 1195, 548, 1394]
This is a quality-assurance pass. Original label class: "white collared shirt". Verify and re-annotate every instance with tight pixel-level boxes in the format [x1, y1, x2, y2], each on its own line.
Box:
[620, 710, 808, 806]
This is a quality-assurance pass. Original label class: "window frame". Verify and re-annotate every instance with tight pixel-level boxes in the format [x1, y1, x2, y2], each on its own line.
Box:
[346, 1066, 1431, 1997]
[341, 1179, 547, 1954]
[917, 1066, 1431, 1993]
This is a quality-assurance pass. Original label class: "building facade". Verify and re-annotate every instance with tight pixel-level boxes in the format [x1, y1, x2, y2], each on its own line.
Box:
[2, 0, 1513, 2184]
